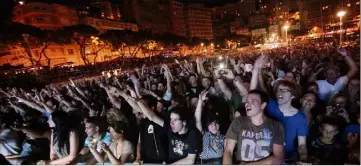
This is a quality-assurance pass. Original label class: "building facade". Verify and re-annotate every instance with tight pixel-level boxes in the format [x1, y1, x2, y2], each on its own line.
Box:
[89, 0, 121, 21]
[184, 4, 213, 39]
[120, 0, 172, 34]
[12, 2, 79, 29]
[79, 17, 138, 32]
[169, 0, 186, 37]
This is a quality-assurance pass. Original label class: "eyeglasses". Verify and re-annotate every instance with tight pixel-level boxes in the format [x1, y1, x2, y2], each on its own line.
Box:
[277, 88, 291, 93]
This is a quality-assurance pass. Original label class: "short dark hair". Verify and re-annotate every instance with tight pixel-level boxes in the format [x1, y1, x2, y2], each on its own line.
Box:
[302, 91, 317, 98]
[248, 90, 269, 103]
[170, 107, 192, 125]
[321, 116, 341, 130]
[86, 116, 108, 133]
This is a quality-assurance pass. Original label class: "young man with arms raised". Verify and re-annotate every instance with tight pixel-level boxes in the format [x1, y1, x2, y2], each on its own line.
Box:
[134, 98, 202, 164]
[251, 55, 309, 164]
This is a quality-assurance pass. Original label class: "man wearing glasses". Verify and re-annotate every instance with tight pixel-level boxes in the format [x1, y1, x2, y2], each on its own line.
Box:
[267, 80, 308, 164]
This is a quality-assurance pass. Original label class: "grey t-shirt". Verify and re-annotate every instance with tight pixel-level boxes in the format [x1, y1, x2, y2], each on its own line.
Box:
[226, 116, 284, 162]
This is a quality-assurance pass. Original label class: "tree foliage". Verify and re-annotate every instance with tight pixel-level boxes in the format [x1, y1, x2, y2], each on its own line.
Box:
[61, 24, 99, 64]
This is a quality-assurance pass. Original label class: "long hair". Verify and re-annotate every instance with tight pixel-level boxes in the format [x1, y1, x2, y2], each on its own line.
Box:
[51, 111, 76, 152]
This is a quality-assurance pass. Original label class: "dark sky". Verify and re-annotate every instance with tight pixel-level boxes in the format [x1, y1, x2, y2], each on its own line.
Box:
[0, 0, 242, 21]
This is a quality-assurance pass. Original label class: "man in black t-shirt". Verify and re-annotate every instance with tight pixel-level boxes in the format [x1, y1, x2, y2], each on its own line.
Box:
[137, 111, 168, 164]
[136, 99, 202, 164]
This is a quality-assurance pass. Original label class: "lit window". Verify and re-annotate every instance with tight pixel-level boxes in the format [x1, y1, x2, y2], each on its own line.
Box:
[35, 17, 44, 22]
[67, 49, 74, 55]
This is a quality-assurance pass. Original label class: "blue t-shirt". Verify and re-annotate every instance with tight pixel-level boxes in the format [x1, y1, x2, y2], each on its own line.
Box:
[84, 132, 112, 152]
[267, 99, 308, 159]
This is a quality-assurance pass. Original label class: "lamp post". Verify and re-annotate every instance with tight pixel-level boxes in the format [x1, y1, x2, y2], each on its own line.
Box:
[283, 25, 289, 45]
[337, 11, 346, 44]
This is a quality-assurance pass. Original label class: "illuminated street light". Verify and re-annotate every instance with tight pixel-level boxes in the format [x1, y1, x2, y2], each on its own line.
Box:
[200, 43, 204, 47]
[210, 43, 214, 47]
[337, 11, 346, 44]
[271, 33, 276, 42]
[283, 25, 289, 44]
[18, 1, 25, 5]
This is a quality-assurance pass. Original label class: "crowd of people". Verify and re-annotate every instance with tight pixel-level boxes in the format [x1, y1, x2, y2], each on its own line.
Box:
[0, 40, 359, 165]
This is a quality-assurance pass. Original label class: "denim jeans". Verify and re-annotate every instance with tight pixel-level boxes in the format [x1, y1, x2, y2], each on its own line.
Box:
[199, 158, 222, 165]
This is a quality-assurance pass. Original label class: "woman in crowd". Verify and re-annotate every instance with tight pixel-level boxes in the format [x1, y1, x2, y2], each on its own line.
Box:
[38, 111, 83, 165]
[89, 122, 134, 165]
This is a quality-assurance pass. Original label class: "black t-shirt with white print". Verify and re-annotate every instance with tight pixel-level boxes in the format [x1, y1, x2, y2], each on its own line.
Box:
[167, 126, 202, 163]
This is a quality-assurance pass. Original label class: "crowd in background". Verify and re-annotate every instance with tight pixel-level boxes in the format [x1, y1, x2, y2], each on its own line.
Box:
[0, 40, 359, 165]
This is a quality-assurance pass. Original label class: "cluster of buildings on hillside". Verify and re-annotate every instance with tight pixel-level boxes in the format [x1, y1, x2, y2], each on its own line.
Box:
[0, 0, 359, 68]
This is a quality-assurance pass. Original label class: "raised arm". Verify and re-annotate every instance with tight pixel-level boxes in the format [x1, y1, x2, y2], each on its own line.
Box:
[70, 79, 89, 100]
[308, 68, 324, 83]
[101, 85, 122, 109]
[135, 98, 164, 127]
[258, 72, 268, 93]
[17, 97, 46, 113]
[233, 77, 248, 103]
[250, 54, 267, 90]
[214, 69, 234, 100]
[338, 48, 358, 79]
[164, 65, 173, 95]
[194, 91, 208, 133]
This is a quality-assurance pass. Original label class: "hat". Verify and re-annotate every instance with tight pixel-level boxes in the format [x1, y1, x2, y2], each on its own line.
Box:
[343, 124, 360, 141]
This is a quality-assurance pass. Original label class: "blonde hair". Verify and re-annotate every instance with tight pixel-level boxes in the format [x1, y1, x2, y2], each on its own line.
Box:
[106, 108, 129, 125]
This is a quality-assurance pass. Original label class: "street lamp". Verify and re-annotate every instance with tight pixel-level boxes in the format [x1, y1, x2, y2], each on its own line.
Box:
[272, 33, 276, 42]
[200, 43, 204, 47]
[337, 11, 346, 44]
[283, 25, 289, 44]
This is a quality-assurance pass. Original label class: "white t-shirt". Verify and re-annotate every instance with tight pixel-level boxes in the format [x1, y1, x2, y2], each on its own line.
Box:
[316, 76, 349, 102]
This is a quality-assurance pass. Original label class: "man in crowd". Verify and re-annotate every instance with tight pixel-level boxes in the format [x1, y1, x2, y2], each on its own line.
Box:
[78, 116, 111, 164]
[223, 90, 285, 164]
[136, 99, 202, 164]
[308, 48, 358, 102]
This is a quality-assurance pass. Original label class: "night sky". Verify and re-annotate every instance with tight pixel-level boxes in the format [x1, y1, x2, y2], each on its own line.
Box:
[0, 0, 240, 23]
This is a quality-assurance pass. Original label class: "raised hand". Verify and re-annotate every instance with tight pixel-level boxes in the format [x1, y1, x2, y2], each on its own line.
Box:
[337, 47, 348, 57]
[233, 76, 242, 83]
[254, 54, 268, 70]
[69, 79, 76, 87]
[219, 68, 235, 80]
[199, 90, 209, 102]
